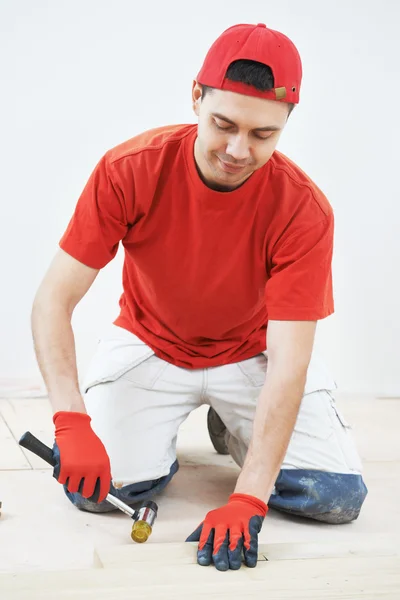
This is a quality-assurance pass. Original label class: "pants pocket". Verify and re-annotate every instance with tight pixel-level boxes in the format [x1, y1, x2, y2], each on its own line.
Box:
[241, 348, 338, 393]
[236, 354, 267, 387]
[327, 391, 353, 429]
[82, 328, 165, 393]
[283, 391, 362, 473]
[120, 355, 169, 390]
[326, 391, 364, 474]
[292, 391, 333, 440]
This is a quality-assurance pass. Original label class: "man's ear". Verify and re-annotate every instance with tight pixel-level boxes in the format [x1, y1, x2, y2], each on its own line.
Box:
[192, 81, 203, 115]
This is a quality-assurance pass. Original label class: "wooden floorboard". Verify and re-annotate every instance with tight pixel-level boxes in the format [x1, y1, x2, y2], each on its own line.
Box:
[0, 398, 53, 469]
[0, 396, 399, 598]
[0, 413, 31, 470]
[93, 539, 400, 567]
[0, 554, 398, 599]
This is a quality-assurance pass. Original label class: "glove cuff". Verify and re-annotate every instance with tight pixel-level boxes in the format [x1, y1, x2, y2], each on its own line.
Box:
[229, 492, 268, 516]
[53, 411, 91, 428]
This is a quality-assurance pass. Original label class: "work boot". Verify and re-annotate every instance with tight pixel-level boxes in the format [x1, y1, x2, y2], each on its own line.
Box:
[207, 407, 229, 455]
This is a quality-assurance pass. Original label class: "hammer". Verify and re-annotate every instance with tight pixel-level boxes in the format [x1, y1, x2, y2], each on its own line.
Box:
[18, 431, 158, 543]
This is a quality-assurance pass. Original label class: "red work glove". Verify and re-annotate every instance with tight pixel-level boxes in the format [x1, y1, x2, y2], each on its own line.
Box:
[185, 493, 268, 571]
[52, 411, 112, 503]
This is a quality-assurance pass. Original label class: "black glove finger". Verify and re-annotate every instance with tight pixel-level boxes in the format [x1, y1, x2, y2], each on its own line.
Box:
[197, 528, 214, 566]
[212, 531, 230, 571]
[98, 475, 112, 503]
[77, 477, 85, 495]
[228, 535, 244, 570]
[66, 475, 82, 494]
[185, 522, 203, 542]
[83, 477, 102, 502]
[243, 515, 264, 568]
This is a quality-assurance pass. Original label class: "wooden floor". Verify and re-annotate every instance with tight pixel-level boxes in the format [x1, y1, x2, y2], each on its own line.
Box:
[0, 394, 399, 598]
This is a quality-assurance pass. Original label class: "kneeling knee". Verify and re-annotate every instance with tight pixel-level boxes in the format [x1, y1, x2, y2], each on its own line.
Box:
[273, 470, 368, 524]
[302, 472, 368, 524]
[63, 487, 117, 513]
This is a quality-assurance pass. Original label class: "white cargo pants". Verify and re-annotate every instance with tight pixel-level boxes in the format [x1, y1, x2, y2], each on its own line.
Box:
[81, 324, 364, 487]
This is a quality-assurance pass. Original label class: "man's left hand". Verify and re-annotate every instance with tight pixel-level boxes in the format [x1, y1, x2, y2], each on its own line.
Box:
[185, 493, 268, 571]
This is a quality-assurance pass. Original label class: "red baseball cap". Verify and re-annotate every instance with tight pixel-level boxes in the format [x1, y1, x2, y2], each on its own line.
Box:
[196, 23, 302, 104]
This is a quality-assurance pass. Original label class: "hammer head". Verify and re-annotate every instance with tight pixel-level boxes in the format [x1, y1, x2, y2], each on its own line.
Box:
[131, 501, 158, 542]
[131, 521, 152, 543]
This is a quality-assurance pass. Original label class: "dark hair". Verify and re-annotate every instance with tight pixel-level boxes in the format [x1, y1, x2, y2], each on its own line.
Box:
[201, 59, 295, 117]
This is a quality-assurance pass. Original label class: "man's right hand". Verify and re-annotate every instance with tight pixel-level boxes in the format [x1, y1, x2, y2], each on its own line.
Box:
[52, 411, 112, 503]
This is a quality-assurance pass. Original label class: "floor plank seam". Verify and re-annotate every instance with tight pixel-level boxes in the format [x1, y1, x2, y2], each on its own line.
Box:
[0, 412, 34, 470]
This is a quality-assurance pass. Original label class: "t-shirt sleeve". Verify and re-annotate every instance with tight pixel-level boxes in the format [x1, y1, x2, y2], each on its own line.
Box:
[265, 213, 334, 320]
[59, 154, 129, 269]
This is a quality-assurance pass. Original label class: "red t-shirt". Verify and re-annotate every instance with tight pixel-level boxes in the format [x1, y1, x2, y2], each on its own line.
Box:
[60, 124, 334, 368]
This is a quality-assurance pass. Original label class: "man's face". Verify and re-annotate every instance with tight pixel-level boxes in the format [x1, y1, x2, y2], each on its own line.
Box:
[192, 82, 290, 191]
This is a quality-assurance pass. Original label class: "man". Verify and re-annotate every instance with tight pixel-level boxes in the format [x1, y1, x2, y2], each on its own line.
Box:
[31, 23, 368, 572]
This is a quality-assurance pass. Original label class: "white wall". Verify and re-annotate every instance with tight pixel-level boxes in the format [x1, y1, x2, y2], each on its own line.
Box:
[1, 0, 399, 396]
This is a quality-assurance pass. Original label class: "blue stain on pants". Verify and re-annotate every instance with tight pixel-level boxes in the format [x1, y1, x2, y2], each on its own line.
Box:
[269, 469, 368, 524]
